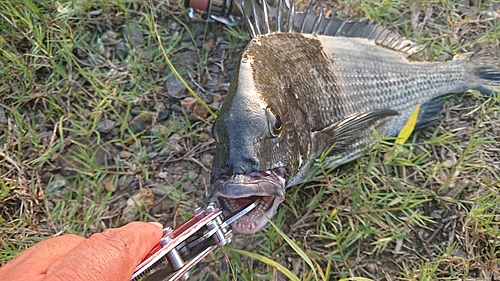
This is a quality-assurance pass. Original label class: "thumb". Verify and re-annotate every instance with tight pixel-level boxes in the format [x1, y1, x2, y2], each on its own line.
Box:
[44, 222, 163, 281]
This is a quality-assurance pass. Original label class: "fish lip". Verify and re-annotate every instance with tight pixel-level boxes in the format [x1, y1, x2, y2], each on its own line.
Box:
[207, 168, 286, 234]
[208, 167, 286, 199]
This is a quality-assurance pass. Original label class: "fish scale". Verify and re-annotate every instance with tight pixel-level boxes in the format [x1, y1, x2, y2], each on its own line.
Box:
[207, 0, 500, 234]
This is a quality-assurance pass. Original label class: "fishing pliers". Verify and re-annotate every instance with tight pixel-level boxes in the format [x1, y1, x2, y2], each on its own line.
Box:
[131, 201, 257, 281]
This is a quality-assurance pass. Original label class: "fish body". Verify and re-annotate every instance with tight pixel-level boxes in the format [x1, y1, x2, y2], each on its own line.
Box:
[207, 0, 500, 233]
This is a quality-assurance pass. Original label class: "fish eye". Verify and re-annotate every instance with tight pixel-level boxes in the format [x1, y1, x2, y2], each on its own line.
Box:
[274, 115, 282, 131]
[266, 107, 282, 137]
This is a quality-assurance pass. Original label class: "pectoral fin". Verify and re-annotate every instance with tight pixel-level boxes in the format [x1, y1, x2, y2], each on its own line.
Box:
[312, 109, 399, 153]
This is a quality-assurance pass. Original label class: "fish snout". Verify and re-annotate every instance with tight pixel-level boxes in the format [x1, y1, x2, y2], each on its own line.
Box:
[222, 156, 260, 175]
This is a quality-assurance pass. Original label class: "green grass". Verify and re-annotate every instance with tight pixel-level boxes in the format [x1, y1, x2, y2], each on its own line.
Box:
[0, 0, 202, 260]
[1, 0, 500, 280]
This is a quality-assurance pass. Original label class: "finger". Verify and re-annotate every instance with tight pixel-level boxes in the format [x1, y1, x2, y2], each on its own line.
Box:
[0, 235, 85, 281]
[44, 222, 163, 281]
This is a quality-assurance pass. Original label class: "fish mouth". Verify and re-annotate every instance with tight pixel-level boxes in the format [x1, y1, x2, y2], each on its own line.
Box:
[219, 195, 276, 233]
[207, 168, 286, 234]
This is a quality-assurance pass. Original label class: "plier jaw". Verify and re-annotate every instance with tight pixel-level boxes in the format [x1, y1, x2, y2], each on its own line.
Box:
[132, 201, 257, 281]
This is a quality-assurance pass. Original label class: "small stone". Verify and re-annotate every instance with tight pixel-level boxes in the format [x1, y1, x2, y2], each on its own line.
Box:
[168, 134, 183, 153]
[181, 181, 197, 191]
[150, 195, 176, 214]
[181, 32, 192, 42]
[120, 188, 155, 224]
[170, 104, 183, 113]
[158, 172, 168, 179]
[101, 176, 116, 192]
[37, 131, 53, 140]
[158, 146, 171, 157]
[87, 10, 101, 16]
[209, 101, 220, 110]
[177, 51, 199, 66]
[188, 171, 197, 180]
[158, 110, 170, 122]
[155, 103, 170, 122]
[181, 98, 196, 114]
[133, 111, 154, 123]
[193, 23, 206, 34]
[115, 41, 128, 60]
[365, 263, 377, 273]
[41, 172, 53, 183]
[190, 267, 220, 281]
[110, 127, 120, 136]
[130, 112, 154, 133]
[97, 119, 117, 133]
[212, 93, 223, 103]
[101, 30, 121, 45]
[150, 184, 173, 196]
[484, 11, 500, 19]
[198, 132, 211, 142]
[131, 106, 142, 115]
[141, 138, 151, 146]
[154, 102, 166, 112]
[129, 180, 141, 190]
[120, 150, 132, 159]
[207, 64, 219, 73]
[193, 102, 208, 120]
[82, 187, 91, 197]
[430, 210, 442, 219]
[0, 107, 6, 122]
[74, 46, 88, 59]
[201, 153, 213, 167]
[46, 174, 67, 195]
[190, 38, 201, 48]
[165, 76, 186, 99]
[442, 159, 456, 168]
[118, 175, 134, 190]
[150, 124, 169, 136]
[202, 38, 215, 52]
[121, 23, 144, 47]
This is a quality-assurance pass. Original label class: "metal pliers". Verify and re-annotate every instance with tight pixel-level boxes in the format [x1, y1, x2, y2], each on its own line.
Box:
[131, 201, 257, 281]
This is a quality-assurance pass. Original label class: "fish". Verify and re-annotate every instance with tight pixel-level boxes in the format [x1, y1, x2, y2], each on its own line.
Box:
[206, 0, 500, 233]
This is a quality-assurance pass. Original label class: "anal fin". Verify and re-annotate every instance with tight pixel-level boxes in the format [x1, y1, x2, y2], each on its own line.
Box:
[415, 98, 445, 130]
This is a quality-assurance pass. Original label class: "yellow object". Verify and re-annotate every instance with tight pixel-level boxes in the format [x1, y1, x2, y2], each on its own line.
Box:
[396, 104, 421, 145]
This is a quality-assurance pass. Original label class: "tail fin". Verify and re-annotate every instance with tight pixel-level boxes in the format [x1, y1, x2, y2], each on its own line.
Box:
[470, 47, 500, 95]
[473, 65, 500, 95]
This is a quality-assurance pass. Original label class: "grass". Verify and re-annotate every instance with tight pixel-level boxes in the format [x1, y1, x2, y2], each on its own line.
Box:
[0, 0, 203, 259]
[1, 0, 500, 280]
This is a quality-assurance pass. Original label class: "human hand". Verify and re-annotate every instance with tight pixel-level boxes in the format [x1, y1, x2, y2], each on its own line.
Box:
[0, 222, 163, 281]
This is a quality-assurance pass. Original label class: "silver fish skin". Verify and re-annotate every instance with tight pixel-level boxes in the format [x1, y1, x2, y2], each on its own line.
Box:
[208, 0, 500, 234]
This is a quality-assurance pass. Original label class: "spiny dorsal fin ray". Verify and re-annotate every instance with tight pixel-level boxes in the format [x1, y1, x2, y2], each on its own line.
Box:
[236, 0, 425, 56]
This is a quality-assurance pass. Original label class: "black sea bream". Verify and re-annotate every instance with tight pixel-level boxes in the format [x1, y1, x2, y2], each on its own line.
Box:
[207, 0, 500, 233]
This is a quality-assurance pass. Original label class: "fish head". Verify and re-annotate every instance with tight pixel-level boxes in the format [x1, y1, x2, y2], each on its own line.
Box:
[208, 39, 305, 233]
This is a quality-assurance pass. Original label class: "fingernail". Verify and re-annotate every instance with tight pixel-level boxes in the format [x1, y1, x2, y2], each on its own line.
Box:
[148, 222, 163, 229]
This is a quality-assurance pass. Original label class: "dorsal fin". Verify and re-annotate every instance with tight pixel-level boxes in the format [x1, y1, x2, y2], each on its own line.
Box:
[236, 0, 425, 56]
